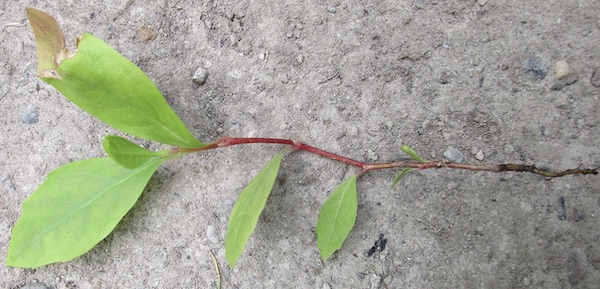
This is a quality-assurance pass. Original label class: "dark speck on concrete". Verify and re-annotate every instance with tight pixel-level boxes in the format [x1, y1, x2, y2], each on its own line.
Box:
[367, 233, 388, 257]
[522, 57, 549, 80]
[557, 196, 567, 221]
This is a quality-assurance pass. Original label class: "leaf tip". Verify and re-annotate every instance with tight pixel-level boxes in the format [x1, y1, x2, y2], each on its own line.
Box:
[26, 8, 69, 78]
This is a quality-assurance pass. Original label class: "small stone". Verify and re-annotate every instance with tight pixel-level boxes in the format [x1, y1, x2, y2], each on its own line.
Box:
[554, 60, 571, 79]
[475, 150, 484, 161]
[383, 119, 394, 129]
[296, 54, 304, 64]
[477, 0, 489, 6]
[326, 6, 336, 13]
[216, 127, 224, 134]
[522, 277, 530, 286]
[522, 57, 550, 80]
[192, 67, 209, 85]
[21, 105, 39, 124]
[551, 60, 578, 90]
[443, 146, 464, 163]
[258, 52, 266, 61]
[206, 225, 219, 243]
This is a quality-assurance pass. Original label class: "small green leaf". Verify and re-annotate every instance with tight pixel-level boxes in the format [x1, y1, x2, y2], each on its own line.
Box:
[7, 157, 164, 268]
[401, 145, 426, 163]
[103, 135, 168, 169]
[316, 175, 358, 260]
[27, 9, 205, 148]
[391, 168, 414, 189]
[225, 152, 284, 267]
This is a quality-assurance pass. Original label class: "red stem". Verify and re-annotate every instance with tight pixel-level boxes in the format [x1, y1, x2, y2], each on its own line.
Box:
[169, 136, 598, 178]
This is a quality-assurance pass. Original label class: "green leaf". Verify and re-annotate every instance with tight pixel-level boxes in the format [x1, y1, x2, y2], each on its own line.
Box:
[391, 168, 414, 189]
[401, 145, 426, 163]
[6, 157, 164, 268]
[103, 135, 168, 169]
[27, 9, 204, 148]
[225, 152, 283, 267]
[316, 175, 358, 260]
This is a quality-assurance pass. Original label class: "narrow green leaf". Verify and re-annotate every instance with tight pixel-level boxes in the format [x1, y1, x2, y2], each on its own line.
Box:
[209, 251, 221, 289]
[225, 152, 283, 267]
[27, 9, 205, 148]
[401, 145, 426, 163]
[391, 168, 414, 189]
[102, 135, 168, 169]
[316, 175, 358, 260]
[6, 157, 164, 268]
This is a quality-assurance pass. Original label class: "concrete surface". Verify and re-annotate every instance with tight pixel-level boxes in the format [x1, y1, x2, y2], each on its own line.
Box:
[1, 1, 599, 288]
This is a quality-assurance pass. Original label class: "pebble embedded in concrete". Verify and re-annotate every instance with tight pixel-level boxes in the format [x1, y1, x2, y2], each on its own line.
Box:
[522, 56, 549, 80]
[206, 225, 219, 243]
[475, 150, 484, 161]
[21, 105, 39, 124]
[554, 60, 571, 79]
[551, 60, 578, 90]
[192, 67, 209, 85]
[443, 146, 465, 163]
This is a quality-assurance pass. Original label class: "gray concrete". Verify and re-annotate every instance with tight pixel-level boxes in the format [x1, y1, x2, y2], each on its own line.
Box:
[1, 1, 599, 288]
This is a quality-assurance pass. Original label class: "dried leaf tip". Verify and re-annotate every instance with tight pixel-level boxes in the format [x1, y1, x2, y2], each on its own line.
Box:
[26, 8, 69, 79]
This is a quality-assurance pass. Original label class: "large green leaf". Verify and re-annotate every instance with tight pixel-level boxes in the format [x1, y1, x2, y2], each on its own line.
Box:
[6, 157, 164, 268]
[27, 9, 204, 148]
[103, 135, 168, 169]
[316, 175, 358, 260]
[225, 152, 283, 267]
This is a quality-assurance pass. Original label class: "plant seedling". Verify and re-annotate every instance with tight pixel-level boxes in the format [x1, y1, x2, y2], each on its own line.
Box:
[6, 9, 598, 269]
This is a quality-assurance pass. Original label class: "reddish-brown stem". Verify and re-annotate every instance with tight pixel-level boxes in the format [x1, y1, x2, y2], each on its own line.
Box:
[169, 136, 598, 178]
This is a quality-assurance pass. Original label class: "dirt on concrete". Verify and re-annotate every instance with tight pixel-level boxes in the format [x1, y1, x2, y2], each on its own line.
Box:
[1, 1, 599, 288]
